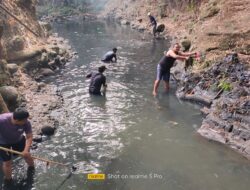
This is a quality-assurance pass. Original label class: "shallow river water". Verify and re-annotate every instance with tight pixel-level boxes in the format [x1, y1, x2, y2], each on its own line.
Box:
[2, 20, 250, 190]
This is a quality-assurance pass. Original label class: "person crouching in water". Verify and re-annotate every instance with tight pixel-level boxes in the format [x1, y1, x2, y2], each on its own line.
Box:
[152, 43, 197, 96]
[86, 65, 107, 96]
[0, 108, 34, 184]
[101, 48, 117, 63]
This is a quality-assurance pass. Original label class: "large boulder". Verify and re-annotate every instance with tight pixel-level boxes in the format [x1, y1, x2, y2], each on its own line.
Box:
[0, 86, 20, 111]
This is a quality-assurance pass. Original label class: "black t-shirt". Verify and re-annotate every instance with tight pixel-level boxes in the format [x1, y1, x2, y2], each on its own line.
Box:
[158, 55, 176, 73]
[149, 15, 157, 26]
[89, 72, 106, 95]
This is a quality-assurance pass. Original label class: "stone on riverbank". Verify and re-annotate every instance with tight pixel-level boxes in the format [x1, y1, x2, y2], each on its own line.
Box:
[39, 68, 55, 76]
[0, 86, 20, 111]
[7, 64, 19, 75]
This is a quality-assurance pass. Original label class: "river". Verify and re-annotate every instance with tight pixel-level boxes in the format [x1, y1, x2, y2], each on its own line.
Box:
[2, 20, 250, 190]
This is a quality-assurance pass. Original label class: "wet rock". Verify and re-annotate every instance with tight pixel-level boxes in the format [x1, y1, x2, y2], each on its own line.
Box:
[41, 126, 55, 136]
[224, 125, 233, 132]
[239, 132, 250, 141]
[138, 26, 146, 32]
[21, 60, 37, 71]
[31, 143, 38, 150]
[33, 135, 43, 143]
[37, 82, 46, 91]
[0, 86, 19, 111]
[121, 20, 130, 25]
[7, 64, 19, 74]
[47, 50, 57, 58]
[39, 52, 49, 67]
[39, 68, 54, 77]
[232, 128, 242, 136]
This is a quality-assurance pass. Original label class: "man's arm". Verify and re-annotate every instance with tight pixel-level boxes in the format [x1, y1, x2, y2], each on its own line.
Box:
[22, 133, 32, 157]
[178, 51, 196, 57]
[86, 73, 92, 78]
[166, 50, 188, 61]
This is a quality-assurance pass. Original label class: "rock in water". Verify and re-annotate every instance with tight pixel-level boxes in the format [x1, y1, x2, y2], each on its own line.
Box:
[41, 126, 55, 136]
[39, 68, 54, 76]
[156, 24, 165, 33]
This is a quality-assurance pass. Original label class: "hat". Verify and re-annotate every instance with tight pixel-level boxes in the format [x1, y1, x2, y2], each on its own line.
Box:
[148, 12, 151, 16]
[98, 65, 107, 72]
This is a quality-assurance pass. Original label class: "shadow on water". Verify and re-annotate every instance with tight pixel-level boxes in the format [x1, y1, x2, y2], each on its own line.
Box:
[1, 20, 250, 190]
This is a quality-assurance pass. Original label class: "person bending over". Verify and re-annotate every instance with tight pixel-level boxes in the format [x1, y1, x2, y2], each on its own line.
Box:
[86, 65, 107, 96]
[148, 12, 157, 37]
[152, 43, 196, 96]
[0, 108, 34, 184]
[101, 48, 117, 63]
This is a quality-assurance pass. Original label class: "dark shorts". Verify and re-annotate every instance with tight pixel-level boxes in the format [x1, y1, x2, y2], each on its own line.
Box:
[156, 64, 170, 82]
[0, 136, 26, 162]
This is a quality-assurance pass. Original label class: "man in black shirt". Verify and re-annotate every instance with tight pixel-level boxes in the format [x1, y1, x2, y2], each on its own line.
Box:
[148, 12, 157, 37]
[153, 43, 196, 96]
[86, 66, 107, 96]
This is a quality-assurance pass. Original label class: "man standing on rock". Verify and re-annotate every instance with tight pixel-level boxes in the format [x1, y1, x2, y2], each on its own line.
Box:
[86, 65, 107, 96]
[148, 12, 157, 37]
[101, 48, 118, 63]
[0, 108, 34, 184]
[153, 43, 197, 96]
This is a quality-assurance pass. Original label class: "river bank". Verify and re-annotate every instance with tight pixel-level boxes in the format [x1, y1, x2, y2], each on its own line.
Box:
[0, 32, 75, 139]
[0, 1, 77, 143]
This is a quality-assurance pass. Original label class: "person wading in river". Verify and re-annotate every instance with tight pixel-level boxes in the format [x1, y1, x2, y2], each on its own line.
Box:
[148, 12, 157, 37]
[0, 108, 34, 184]
[152, 43, 197, 96]
[101, 48, 117, 63]
[86, 65, 107, 96]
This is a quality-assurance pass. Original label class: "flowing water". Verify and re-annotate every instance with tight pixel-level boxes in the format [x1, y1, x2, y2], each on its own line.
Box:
[1, 20, 250, 190]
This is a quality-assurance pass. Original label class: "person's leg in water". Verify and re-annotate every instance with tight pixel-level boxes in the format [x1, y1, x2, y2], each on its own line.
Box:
[163, 70, 171, 92]
[153, 64, 162, 96]
[13, 136, 35, 170]
[3, 160, 12, 180]
[153, 24, 157, 37]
